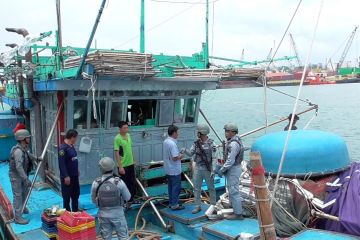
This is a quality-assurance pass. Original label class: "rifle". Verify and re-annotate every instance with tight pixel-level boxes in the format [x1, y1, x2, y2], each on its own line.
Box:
[194, 140, 212, 172]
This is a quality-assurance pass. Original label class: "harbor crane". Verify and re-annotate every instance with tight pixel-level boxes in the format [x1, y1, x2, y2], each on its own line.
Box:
[289, 33, 302, 67]
[337, 26, 358, 69]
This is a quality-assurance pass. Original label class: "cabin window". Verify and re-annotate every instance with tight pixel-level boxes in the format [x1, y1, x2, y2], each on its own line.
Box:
[127, 100, 157, 126]
[73, 100, 88, 129]
[90, 100, 106, 128]
[185, 98, 197, 123]
[110, 102, 125, 128]
[74, 91, 88, 96]
[110, 91, 125, 97]
[158, 100, 175, 126]
[173, 99, 185, 123]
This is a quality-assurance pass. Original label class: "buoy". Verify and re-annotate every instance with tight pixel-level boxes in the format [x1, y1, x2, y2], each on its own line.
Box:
[251, 130, 350, 177]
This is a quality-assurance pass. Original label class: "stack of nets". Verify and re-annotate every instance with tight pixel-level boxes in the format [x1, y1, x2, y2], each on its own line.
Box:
[173, 68, 264, 80]
[64, 51, 158, 77]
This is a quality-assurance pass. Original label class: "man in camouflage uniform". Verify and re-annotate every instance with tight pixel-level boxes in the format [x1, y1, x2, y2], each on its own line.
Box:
[9, 129, 40, 224]
[183, 124, 216, 214]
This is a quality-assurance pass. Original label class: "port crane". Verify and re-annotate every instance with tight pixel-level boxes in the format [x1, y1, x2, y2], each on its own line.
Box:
[337, 26, 358, 69]
[289, 33, 302, 67]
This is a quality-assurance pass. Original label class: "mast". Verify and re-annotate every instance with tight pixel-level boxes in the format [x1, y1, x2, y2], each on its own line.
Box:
[140, 0, 145, 53]
[204, 0, 209, 68]
[56, 0, 64, 69]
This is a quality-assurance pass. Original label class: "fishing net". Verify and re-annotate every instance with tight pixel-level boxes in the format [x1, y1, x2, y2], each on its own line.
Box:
[268, 178, 310, 237]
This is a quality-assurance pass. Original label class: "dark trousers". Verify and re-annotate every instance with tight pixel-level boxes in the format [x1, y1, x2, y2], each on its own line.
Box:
[167, 174, 181, 207]
[61, 176, 80, 212]
[120, 164, 136, 202]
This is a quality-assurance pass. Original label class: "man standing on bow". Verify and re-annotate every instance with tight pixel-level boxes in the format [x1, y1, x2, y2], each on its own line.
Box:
[114, 121, 136, 205]
[218, 123, 244, 220]
[58, 129, 80, 212]
[183, 124, 216, 214]
[91, 157, 131, 240]
[9, 129, 41, 224]
[163, 125, 184, 210]
[284, 113, 299, 131]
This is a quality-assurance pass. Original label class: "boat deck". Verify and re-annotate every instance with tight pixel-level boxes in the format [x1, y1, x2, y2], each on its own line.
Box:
[1, 162, 359, 239]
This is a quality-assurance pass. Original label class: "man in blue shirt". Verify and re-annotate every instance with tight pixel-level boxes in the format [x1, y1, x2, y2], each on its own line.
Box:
[58, 129, 79, 212]
[163, 125, 184, 210]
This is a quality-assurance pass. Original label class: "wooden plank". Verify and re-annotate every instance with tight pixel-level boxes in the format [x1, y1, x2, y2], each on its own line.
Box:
[250, 152, 277, 240]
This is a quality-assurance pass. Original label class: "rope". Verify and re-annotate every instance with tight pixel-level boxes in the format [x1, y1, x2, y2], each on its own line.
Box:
[271, 0, 324, 207]
[261, 0, 303, 133]
[252, 80, 313, 105]
[303, 109, 318, 130]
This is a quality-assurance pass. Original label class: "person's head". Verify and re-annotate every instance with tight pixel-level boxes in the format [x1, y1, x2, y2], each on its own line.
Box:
[118, 121, 129, 134]
[288, 114, 299, 124]
[196, 123, 210, 139]
[224, 123, 238, 140]
[14, 129, 31, 145]
[168, 125, 179, 139]
[65, 129, 78, 145]
[98, 157, 115, 174]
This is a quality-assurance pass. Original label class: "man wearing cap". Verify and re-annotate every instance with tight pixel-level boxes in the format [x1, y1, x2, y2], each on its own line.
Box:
[284, 113, 299, 131]
[218, 123, 244, 220]
[9, 129, 41, 224]
[182, 123, 216, 214]
[91, 157, 131, 240]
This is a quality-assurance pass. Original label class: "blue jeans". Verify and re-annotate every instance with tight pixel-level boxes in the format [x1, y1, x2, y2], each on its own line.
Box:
[167, 174, 181, 207]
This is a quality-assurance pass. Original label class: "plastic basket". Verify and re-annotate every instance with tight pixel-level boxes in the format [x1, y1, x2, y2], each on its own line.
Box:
[58, 228, 96, 240]
[42, 230, 58, 239]
[57, 219, 95, 234]
[42, 213, 58, 224]
[60, 211, 95, 227]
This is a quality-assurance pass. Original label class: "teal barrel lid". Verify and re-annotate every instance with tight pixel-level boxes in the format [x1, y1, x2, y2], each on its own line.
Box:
[0, 114, 24, 135]
[251, 130, 350, 177]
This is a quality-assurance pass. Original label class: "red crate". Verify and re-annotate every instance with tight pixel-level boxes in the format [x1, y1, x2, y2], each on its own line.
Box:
[59, 211, 95, 227]
[58, 228, 96, 240]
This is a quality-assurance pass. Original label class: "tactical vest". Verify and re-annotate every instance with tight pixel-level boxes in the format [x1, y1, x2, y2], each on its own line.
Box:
[9, 145, 31, 176]
[223, 136, 244, 166]
[193, 139, 214, 168]
[96, 176, 122, 208]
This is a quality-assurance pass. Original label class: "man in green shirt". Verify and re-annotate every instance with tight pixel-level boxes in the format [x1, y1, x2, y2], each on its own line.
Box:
[114, 121, 136, 204]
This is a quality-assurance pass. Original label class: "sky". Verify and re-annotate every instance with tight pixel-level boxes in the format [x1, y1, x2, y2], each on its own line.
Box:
[0, 0, 359, 67]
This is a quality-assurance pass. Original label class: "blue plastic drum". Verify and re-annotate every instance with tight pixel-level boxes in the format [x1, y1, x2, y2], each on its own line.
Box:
[0, 114, 24, 161]
[251, 130, 350, 177]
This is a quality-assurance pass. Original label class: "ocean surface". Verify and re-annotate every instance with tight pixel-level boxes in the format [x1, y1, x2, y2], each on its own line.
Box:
[200, 83, 360, 161]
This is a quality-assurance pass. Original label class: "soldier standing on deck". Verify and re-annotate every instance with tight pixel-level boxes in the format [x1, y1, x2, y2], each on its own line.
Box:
[182, 124, 216, 214]
[9, 129, 41, 225]
[217, 123, 244, 220]
[91, 157, 131, 240]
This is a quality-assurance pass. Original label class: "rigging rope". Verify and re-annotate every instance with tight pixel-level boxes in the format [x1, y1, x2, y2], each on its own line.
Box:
[271, 0, 325, 207]
[262, 0, 303, 133]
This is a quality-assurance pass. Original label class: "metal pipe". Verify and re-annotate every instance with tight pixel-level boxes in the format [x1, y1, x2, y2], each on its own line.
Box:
[75, 0, 107, 79]
[199, 108, 222, 143]
[311, 210, 339, 221]
[183, 172, 209, 199]
[136, 178, 168, 230]
[21, 102, 64, 214]
[183, 172, 194, 188]
[239, 105, 318, 139]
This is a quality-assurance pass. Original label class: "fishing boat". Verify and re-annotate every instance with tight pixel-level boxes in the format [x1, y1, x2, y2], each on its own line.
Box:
[0, 1, 359, 240]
